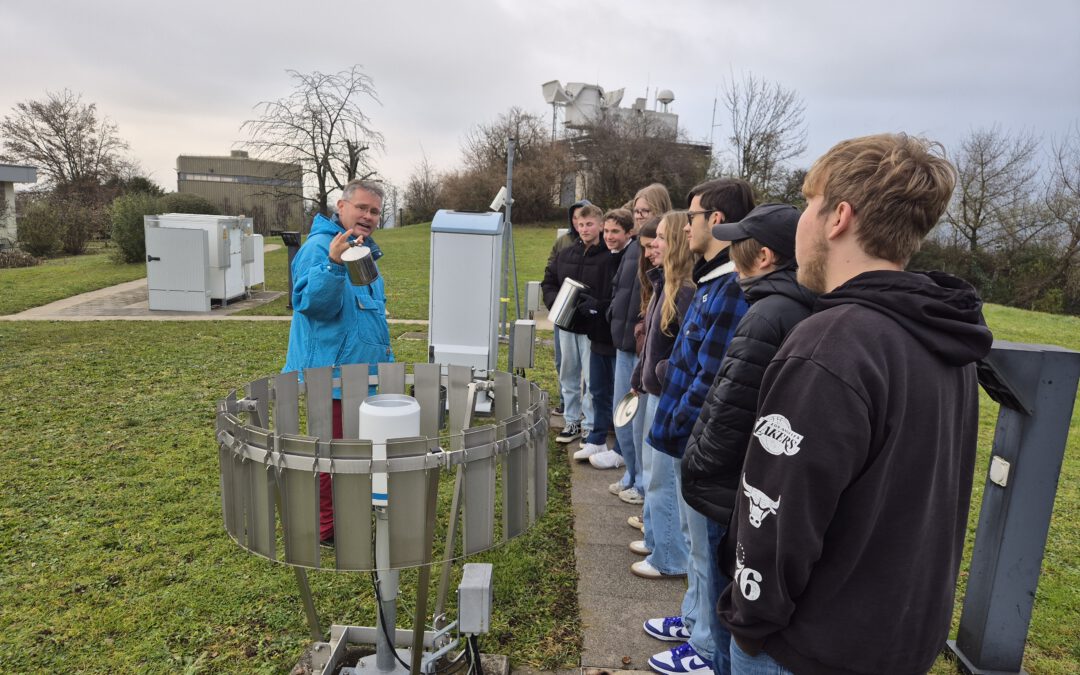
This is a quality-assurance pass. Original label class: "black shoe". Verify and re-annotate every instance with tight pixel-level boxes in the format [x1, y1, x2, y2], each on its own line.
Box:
[552, 405, 564, 416]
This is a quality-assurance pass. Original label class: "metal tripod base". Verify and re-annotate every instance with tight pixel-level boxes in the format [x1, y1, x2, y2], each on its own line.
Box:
[946, 641, 1029, 675]
[345, 648, 417, 675]
[309, 625, 445, 675]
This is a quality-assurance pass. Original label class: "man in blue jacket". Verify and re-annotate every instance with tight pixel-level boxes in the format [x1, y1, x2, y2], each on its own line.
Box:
[284, 179, 395, 544]
[642, 178, 754, 675]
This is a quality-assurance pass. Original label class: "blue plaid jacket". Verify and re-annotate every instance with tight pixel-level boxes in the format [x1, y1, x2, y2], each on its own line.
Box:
[647, 251, 748, 459]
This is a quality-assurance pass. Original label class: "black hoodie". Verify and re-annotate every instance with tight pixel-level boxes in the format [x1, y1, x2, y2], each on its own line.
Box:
[717, 270, 993, 675]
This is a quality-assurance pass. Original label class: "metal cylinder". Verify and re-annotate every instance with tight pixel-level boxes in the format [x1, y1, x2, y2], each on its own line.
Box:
[548, 277, 588, 330]
[342, 244, 379, 286]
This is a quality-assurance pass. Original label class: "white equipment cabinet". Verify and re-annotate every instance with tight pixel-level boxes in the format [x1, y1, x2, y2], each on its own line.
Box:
[428, 210, 504, 370]
[144, 214, 261, 312]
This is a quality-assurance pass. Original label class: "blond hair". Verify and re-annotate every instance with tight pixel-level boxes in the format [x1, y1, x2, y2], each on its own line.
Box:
[659, 211, 694, 336]
[803, 133, 956, 264]
[634, 183, 673, 218]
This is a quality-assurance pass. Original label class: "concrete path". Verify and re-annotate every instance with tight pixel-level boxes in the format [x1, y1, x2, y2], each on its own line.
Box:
[554, 417, 687, 674]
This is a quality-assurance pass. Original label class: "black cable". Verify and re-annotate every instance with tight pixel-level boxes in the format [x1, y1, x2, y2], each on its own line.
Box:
[370, 571, 413, 671]
[468, 635, 484, 675]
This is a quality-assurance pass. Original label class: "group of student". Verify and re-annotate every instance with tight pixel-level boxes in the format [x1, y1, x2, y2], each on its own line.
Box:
[539, 133, 994, 675]
[542, 178, 813, 675]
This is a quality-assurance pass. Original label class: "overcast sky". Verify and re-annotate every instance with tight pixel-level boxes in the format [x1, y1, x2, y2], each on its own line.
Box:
[2, 0, 1078, 203]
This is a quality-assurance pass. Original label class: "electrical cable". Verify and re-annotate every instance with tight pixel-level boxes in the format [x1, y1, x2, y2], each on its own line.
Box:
[468, 634, 484, 675]
[370, 571, 413, 671]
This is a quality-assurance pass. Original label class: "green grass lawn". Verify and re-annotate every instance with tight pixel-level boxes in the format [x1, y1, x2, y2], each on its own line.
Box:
[0, 246, 145, 315]
[0, 322, 575, 674]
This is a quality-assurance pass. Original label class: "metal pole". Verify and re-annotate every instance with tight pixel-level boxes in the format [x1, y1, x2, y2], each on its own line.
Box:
[502, 139, 516, 371]
[375, 508, 399, 672]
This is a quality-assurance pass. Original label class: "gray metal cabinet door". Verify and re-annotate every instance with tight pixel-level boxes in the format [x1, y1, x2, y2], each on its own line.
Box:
[145, 227, 211, 311]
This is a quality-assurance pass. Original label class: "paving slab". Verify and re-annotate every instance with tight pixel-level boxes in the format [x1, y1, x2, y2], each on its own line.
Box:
[567, 442, 686, 672]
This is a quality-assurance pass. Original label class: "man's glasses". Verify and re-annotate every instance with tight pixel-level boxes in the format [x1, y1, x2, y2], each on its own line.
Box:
[345, 202, 382, 218]
[685, 209, 715, 223]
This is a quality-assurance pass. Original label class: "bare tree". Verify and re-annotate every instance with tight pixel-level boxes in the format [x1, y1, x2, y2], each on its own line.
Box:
[1041, 124, 1080, 304]
[944, 127, 1042, 256]
[461, 107, 552, 172]
[240, 65, 384, 217]
[720, 72, 807, 199]
[569, 109, 709, 209]
[403, 153, 442, 225]
[0, 89, 130, 186]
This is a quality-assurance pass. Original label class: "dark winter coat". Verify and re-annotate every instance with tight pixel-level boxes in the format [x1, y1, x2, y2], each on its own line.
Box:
[631, 266, 695, 395]
[541, 239, 616, 337]
[717, 270, 993, 675]
[607, 238, 642, 353]
[680, 267, 816, 526]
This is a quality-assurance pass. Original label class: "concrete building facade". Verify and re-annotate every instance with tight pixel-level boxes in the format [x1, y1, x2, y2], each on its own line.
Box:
[176, 151, 303, 234]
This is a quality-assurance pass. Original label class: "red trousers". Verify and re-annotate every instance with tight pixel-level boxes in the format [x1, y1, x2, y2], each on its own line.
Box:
[319, 399, 343, 541]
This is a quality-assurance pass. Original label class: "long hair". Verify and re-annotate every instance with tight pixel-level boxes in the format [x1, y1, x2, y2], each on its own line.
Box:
[660, 211, 694, 336]
[636, 217, 660, 316]
[634, 183, 673, 226]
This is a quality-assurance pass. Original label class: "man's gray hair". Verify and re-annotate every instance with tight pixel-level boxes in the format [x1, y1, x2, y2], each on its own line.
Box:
[341, 179, 385, 204]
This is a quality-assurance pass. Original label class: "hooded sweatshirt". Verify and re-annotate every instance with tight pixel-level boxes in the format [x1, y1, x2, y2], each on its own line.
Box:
[546, 199, 590, 268]
[718, 270, 993, 675]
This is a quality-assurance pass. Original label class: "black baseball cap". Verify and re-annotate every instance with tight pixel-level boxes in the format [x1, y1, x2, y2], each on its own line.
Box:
[711, 203, 799, 260]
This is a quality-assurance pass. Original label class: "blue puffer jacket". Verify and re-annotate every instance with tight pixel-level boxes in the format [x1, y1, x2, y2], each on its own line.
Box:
[283, 213, 394, 382]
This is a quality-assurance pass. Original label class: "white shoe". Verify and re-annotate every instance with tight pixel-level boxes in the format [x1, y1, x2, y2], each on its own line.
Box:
[629, 539, 651, 555]
[573, 442, 606, 461]
[589, 449, 625, 469]
[631, 559, 685, 579]
[608, 481, 626, 496]
[628, 515, 645, 532]
[619, 487, 644, 505]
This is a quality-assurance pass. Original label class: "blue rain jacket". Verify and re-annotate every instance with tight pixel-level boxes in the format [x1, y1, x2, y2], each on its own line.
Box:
[283, 213, 394, 383]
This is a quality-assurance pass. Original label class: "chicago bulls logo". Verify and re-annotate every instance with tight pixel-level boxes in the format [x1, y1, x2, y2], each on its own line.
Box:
[742, 474, 781, 528]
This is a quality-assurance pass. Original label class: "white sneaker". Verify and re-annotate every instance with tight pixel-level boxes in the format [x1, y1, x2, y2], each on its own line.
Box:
[608, 481, 625, 496]
[619, 487, 645, 505]
[589, 449, 625, 469]
[629, 539, 651, 555]
[573, 442, 606, 461]
[630, 559, 685, 579]
[628, 515, 645, 532]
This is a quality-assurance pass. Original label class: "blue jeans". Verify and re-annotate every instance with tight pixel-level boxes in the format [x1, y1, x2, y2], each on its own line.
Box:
[642, 394, 689, 575]
[730, 642, 791, 675]
[586, 351, 615, 445]
[707, 519, 732, 675]
[674, 472, 731, 668]
[613, 350, 643, 491]
[558, 330, 593, 433]
[553, 325, 562, 380]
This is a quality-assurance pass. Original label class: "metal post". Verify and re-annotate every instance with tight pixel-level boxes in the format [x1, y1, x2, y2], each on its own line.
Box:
[946, 341, 1080, 674]
[501, 139, 515, 345]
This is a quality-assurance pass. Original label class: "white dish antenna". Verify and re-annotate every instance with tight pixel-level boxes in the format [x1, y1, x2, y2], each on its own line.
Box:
[542, 80, 571, 104]
[601, 88, 624, 108]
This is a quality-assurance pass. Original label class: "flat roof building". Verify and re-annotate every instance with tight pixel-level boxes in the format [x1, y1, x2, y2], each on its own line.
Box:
[177, 151, 303, 234]
[0, 164, 37, 248]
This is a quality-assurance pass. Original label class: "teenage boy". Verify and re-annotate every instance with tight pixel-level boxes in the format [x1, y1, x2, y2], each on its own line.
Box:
[680, 204, 816, 675]
[641, 179, 755, 675]
[576, 208, 634, 464]
[547, 199, 592, 415]
[542, 204, 608, 444]
[603, 208, 646, 502]
[717, 134, 993, 674]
